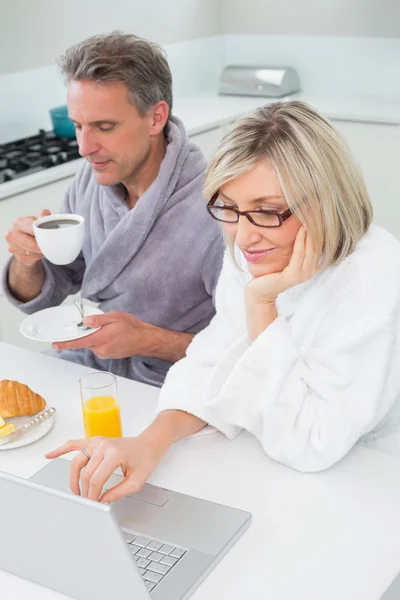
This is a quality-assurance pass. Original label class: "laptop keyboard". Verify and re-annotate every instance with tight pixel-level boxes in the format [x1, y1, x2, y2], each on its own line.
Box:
[124, 532, 187, 593]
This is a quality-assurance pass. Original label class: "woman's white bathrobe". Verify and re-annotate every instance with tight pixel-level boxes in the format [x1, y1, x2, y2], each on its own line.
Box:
[158, 225, 400, 472]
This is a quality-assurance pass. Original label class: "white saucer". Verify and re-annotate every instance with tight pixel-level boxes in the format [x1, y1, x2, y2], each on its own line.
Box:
[20, 305, 104, 343]
[0, 411, 55, 450]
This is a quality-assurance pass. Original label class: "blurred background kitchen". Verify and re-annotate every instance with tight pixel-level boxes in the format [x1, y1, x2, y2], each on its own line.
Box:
[0, 0, 399, 348]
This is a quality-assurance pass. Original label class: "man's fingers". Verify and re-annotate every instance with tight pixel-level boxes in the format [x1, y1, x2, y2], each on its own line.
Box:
[5, 211, 51, 257]
[83, 314, 108, 328]
[6, 229, 43, 255]
[38, 209, 51, 218]
[53, 322, 114, 351]
[52, 332, 100, 351]
[8, 245, 42, 259]
[7, 246, 42, 266]
[14, 216, 38, 235]
[83, 312, 121, 328]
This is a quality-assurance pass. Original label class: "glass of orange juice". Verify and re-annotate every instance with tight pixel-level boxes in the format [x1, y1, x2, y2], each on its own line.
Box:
[80, 371, 123, 438]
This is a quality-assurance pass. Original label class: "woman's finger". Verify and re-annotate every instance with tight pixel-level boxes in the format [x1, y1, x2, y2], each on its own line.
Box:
[86, 453, 122, 501]
[99, 470, 147, 504]
[45, 438, 88, 459]
[286, 226, 306, 275]
[69, 451, 92, 496]
[80, 450, 105, 499]
[302, 231, 319, 277]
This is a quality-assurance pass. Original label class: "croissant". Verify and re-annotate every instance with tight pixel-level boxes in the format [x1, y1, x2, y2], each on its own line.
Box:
[0, 380, 46, 418]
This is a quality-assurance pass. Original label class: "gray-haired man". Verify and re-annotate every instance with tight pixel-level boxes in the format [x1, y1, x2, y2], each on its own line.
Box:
[3, 32, 223, 386]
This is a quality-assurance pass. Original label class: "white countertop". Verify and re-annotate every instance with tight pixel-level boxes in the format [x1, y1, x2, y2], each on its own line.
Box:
[1, 91, 399, 201]
[1, 341, 400, 600]
[175, 91, 400, 134]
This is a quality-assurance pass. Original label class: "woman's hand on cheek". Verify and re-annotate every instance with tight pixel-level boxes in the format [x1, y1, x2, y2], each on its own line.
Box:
[245, 227, 319, 305]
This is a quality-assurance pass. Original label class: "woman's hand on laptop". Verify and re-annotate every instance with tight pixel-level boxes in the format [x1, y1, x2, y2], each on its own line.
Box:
[45, 411, 207, 502]
[45, 433, 169, 503]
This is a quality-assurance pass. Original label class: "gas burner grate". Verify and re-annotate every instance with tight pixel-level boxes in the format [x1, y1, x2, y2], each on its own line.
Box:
[0, 129, 80, 183]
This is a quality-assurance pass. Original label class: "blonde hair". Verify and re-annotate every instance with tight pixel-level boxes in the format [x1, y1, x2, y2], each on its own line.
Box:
[204, 101, 373, 269]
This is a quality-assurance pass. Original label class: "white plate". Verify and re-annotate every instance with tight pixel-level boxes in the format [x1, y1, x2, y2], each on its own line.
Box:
[20, 305, 104, 343]
[0, 411, 55, 450]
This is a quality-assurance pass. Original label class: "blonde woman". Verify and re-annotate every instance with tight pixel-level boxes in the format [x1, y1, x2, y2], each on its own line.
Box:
[48, 101, 400, 503]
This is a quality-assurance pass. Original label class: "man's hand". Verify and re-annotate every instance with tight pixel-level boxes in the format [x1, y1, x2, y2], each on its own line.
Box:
[5, 209, 51, 266]
[53, 311, 194, 362]
[6, 209, 51, 302]
[53, 312, 149, 359]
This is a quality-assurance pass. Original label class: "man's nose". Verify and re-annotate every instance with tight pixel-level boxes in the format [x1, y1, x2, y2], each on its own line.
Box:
[78, 130, 100, 158]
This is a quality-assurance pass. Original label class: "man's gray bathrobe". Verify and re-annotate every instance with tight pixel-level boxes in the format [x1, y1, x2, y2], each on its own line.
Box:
[2, 117, 224, 386]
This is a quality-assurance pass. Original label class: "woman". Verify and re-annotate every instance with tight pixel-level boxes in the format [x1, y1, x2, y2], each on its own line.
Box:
[47, 101, 400, 503]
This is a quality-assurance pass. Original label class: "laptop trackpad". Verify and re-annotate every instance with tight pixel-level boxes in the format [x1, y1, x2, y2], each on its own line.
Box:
[114, 495, 161, 527]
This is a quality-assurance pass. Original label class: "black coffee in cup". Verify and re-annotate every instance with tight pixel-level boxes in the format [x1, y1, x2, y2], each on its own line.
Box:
[37, 219, 80, 230]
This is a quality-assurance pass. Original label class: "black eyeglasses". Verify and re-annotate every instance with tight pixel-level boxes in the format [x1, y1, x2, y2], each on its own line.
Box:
[206, 192, 293, 228]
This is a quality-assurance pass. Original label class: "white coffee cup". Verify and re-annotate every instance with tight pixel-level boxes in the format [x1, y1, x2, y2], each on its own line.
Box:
[33, 213, 84, 265]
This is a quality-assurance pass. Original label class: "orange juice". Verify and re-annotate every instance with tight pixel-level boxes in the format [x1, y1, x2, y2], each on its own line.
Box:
[82, 395, 122, 438]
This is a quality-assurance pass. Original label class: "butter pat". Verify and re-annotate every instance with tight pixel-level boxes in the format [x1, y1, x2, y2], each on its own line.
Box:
[0, 423, 16, 438]
[0, 416, 4, 428]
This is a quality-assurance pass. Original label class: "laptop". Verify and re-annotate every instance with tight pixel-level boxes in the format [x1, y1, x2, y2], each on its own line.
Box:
[0, 458, 251, 600]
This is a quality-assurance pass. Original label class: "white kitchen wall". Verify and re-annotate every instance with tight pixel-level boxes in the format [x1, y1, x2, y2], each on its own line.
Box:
[0, 36, 224, 143]
[223, 35, 400, 98]
[1, 0, 399, 145]
[221, 0, 400, 37]
[0, 0, 220, 75]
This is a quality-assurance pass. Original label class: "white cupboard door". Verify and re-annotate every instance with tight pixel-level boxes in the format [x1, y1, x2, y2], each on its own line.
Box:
[332, 121, 400, 239]
[0, 296, 51, 352]
[0, 176, 75, 346]
[189, 127, 224, 162]
[0, 176, 75, 274]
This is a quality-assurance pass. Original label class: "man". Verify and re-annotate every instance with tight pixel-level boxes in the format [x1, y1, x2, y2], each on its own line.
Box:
[2, 32, 223, 386]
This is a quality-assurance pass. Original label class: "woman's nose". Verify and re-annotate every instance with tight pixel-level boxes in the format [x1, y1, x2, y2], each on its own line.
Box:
[232, 214, 263, 247]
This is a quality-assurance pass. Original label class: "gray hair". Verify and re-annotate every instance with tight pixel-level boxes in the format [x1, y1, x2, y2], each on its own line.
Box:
[58, 31, 173, 117]
[204, 101, 373, 269]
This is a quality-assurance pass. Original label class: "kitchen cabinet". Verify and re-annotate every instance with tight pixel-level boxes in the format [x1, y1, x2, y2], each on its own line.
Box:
[0, 296, 51, 353]
[0, 175, 75, 273]
[331, 120, 400, 239]
[0, 175, 74, 348]
[189, 126, 224, 162]
[189, 120, 240, 162]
